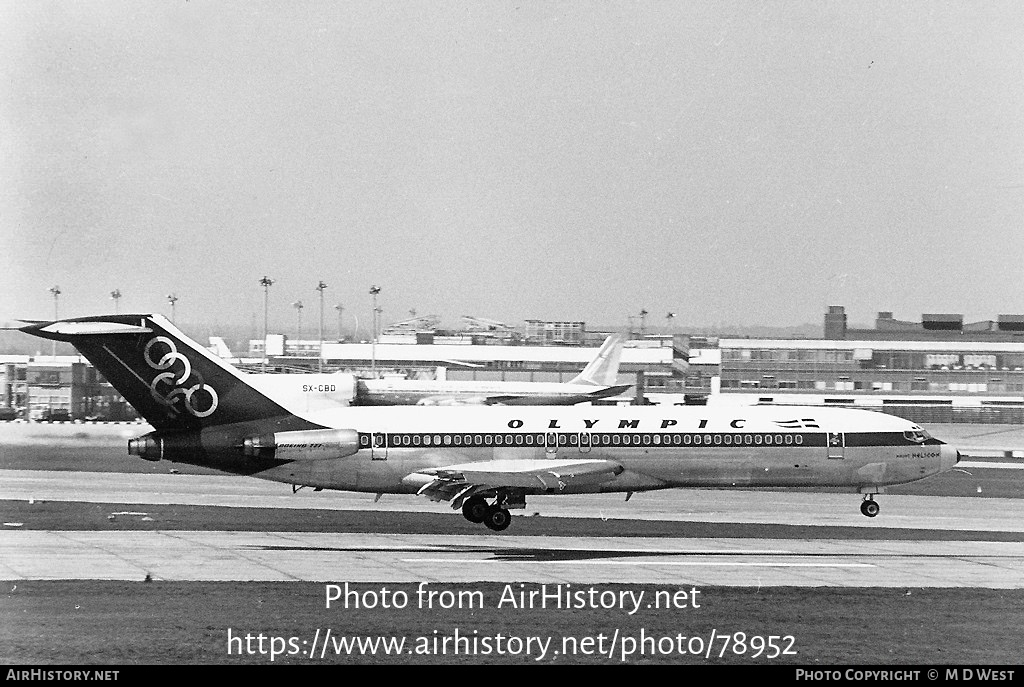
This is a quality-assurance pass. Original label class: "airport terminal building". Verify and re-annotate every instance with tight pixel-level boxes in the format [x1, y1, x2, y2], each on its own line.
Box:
[716, 307, 1024, 423]
[0, 357, 133, 421]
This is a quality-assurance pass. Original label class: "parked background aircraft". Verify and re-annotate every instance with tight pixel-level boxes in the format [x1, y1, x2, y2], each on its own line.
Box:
[355, 334, 628, 405]
[206, 336, 263, 367]
[20, 315, 960, 531]
[206, 333, 629, 407]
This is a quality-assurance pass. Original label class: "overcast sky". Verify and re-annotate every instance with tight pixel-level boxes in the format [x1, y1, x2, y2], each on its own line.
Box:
[2, 1, 1022, 336]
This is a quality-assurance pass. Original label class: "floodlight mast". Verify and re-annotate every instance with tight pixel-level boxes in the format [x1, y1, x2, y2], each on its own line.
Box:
[259, 276, 274, 372]
[316, 281, 328, 372]
[369, 285, 381, 377]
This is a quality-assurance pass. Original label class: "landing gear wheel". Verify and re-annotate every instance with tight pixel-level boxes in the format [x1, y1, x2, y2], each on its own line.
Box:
[462, 496, 489, 524]
[860, 499, 880, 518]
[483, 505, 511, 532]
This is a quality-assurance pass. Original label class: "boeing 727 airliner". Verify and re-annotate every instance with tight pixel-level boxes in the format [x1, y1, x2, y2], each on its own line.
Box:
[20, 315, 960, 531]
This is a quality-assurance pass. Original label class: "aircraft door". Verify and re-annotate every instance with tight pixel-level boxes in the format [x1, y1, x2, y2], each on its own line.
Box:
[579, 432, 592, 454]
[371, 432, 388, 461]
[827, 432, 844, 459]
[545, 432, 558, 455]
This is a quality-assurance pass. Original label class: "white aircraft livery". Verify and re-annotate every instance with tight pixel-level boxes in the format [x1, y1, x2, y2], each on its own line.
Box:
[21, 314, 960, 531]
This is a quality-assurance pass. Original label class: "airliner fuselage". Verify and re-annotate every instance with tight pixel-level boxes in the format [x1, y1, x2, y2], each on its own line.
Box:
[137, 404, 957, 498]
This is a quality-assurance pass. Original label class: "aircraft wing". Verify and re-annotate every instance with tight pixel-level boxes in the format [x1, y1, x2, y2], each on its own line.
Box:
[406, 458, 624, 504]
[436, 359, 484, 368]
[415, 394, 543, 406]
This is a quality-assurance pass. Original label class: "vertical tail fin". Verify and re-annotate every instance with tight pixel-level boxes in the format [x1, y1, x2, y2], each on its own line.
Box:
[569, 334, 624, 386]
[20, 314, 292, 431]
[208, 336, 235, 359]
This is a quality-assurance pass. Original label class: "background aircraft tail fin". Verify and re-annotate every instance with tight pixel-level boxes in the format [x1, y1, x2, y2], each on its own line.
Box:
[569, 334, 624, 386]
[208, 336, 234, 359]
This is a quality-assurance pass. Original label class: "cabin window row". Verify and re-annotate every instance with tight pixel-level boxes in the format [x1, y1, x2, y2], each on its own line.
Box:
[361, 433, 807, 448]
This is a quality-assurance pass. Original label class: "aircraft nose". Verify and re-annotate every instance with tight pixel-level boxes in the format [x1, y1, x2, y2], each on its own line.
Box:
[939, 444, 960, 472]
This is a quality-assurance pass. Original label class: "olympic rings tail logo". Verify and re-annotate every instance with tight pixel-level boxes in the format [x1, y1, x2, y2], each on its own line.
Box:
[144, 336, 219, 418]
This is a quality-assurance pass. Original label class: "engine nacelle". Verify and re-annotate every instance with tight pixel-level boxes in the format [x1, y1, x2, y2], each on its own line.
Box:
[128, 430, 209, 462]
[128, 433, 163, 461]
[242, 428, 361, 461]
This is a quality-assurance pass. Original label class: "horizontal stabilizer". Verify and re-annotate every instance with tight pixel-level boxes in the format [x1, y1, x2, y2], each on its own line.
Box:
[28, 321, 154, 337]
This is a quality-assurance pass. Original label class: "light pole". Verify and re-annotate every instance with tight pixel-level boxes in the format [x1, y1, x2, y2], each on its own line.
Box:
[49, 285, 61, 319]
[316, 282, 327, 372]
[49, 286, 60, 358]
[334, 303, 344, 342]
[665, 312, 676, 333]
[259, 276, 274, 372]
[110, 289, 121, 314]
[292, 300, 304, 354]
[639, 309, 648, 338]
[167, 294, 178, 323]
[369, 285, 381, 377]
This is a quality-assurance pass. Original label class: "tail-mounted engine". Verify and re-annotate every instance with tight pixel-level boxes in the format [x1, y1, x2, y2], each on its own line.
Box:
[242, 428, 361, 461]
[128, 433, 164, 461]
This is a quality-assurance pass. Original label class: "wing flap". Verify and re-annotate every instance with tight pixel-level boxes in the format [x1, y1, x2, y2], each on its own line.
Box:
[415, 395, 489, 406]
[407, 458, 624, 492]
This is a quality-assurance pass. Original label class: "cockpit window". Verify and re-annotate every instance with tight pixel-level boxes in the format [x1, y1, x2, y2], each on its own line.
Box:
[903, 429, 928, 443]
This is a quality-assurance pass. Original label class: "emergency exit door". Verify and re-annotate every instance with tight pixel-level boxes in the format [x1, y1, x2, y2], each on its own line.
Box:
[827, 432, 845, 459]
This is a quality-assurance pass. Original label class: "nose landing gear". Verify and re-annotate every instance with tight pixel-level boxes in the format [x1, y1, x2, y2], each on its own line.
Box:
[860, 496, 880, 518]
[483, 505, 511, 531]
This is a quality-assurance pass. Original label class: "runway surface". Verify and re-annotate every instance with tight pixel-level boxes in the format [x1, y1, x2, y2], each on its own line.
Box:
[3, 468, 1023, 588]
[2, 529, 1022, 587]
[3, 467, 1024, 527]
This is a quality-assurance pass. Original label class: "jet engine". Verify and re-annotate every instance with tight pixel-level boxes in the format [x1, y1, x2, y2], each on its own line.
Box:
[242, 428, 361, 461]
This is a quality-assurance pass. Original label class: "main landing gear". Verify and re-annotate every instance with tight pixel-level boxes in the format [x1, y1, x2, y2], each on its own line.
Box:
[460, 492, 521, 532]
[860, 496, 880, 518]
[461, 496, 490, 524]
